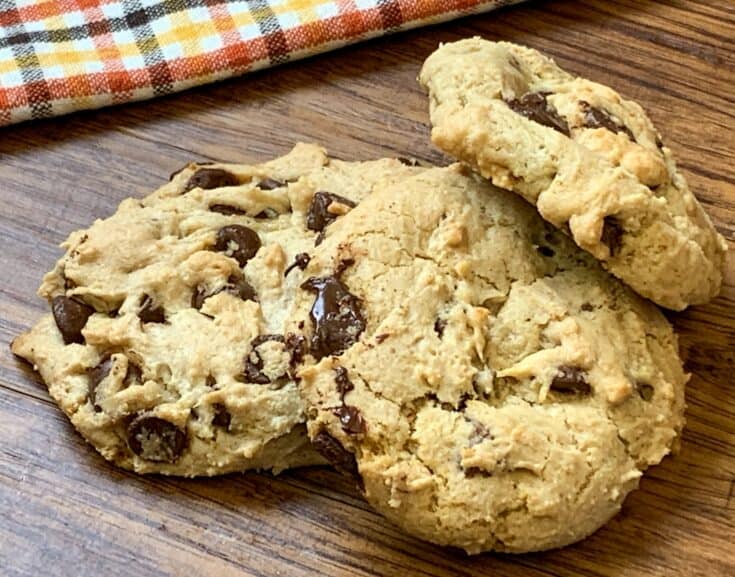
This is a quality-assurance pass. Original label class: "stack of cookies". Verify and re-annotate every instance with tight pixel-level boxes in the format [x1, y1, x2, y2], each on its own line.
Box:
[12, 39, 727, 554]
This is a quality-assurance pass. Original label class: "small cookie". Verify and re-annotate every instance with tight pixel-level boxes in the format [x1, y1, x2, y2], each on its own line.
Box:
[291, 166, 687, 553]
[11, 143, 423, 476]
[420, 38, 727, 310]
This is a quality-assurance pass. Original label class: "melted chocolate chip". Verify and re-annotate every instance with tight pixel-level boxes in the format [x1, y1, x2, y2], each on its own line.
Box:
[580, 101, 635, 141]
[211, 403, 232, 429]
[87, 355, 112, 407]
[334, 405, 366, 435]
[214, 225, 261, 267]
[256, 177, 286, 190]
[52, 296, 95, 344]
[434, 318, 447, 338]
[209, 204, 246, 216]
[550, 366, 592, 395]
[184, 168, 238, 192]
[397, 157, 420, 166]
[637, 382, 654, 401]
[505, 92, 570, 136]
[301, 275, 365, 360]
[306, 192, 357, 237]
[243, 335, 285, 384]
[127, 414, 187, 462]
[138, 295, 165, 324]
[601, 217, 624, 257]
[228, 274, 258, 302]
[284, 253, 311, 277]
[311, 429, 359, 478]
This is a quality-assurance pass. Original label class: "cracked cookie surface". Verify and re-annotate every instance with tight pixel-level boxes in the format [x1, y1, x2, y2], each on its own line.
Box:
[420, 38, 727, 310]
[291, 166, 687, 553]
[11, 143, 423, 476]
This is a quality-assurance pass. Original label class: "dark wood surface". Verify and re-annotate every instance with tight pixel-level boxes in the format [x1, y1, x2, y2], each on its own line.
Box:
[1, 1, 733, 575]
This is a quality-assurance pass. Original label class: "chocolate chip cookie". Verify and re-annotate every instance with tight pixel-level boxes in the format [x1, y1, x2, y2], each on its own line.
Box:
[420, 38, 727, 310]
[291, 165, 687, 552]
[11, 143, 423, 476]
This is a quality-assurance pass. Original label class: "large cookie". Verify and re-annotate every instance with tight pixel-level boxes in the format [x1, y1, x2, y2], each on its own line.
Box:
[291, 166, 687, 553]
[420, 38, 727, 310]
[11, 143, 422, 476]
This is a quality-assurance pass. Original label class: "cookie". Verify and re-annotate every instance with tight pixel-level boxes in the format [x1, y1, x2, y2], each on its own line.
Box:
[419, 38, 727, 310]
[11, 143, 423, 476]
[291, 165, 687, 553]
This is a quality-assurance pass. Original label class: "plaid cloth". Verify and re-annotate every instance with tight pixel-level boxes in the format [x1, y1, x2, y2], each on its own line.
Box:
[0, 0, 522, 126]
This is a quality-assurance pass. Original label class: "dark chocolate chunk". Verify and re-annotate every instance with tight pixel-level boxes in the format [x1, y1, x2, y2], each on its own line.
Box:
[311, 429, 359, 478]
[256, 177, 286, 190]
[193, 274, 257, 309]
[87, 355, 112, 407]
[209, 204, 246, 216]
[580, 101, 635, 141]
[550, 366, 592, 395]
[52, 296, 94, 344]
[300, 275, 365, 359]
[434, 318, 447, 338]
[284, 252, 311, 277]
[505, 92, 570, 136]
[243, 334, 286, 384]
[127, 414, 187, 462]
[214, 225, 261, 267]
[334, 405, 366, 435]
[601, 216, 624, 257]
[637, 382, 654, 401]
[184, 168, 238, 192]
[138, 294, 165, 324]
[211, 403, 231, 429]
[306, 192, 356, 235]
[334, 366, 354, 398]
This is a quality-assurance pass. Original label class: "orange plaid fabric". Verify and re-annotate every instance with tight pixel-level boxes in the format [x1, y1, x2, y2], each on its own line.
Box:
[0, 0, 522, 126]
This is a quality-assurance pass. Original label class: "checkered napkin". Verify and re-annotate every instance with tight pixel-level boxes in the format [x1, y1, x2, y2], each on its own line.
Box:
[0, 0, 523, 126]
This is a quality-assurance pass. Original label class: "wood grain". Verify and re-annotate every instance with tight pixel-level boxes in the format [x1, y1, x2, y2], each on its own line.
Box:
[1, 1, 733, 576]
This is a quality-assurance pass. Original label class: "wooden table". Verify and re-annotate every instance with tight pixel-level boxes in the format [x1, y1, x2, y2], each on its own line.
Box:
[1, 1, 733, 575]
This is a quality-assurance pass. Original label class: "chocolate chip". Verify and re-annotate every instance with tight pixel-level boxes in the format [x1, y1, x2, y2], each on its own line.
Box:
[397, 157, 420, 166]
[637, 382, 654, 401]
[285, 333, 306, 368]
[243, 334, 285, 384]
[550, 366, 592, 395]
[52, 296, 94, 344]
[334, 366, 354, 399]
[205, 375, 216, 388]
[124, 362, 142, 387]
[211, 403, 231, 429]
[138, 294, 165, 324]
[127, 414, 187, 462]
[581, 303, 594, 312]
[284, 252, 311, 277]
[505, 92, 570, 136]
[311, 429, 360, 478]
[306, 192, 357, 237]
[191, 285, 210, 310]
[209, 204, 246, 216]
[254, 208, 279, 219]
[536, 245, 555, 257]
[580, 101, 635, 141]
[434, 318, 447, 338]
[214, 225, 261, 267]
[301, 275, 365, 360]
[601, 216, 624, 257]
[184, 168, 238, 192]
[87, 355, 112, 407]
[334, 405, 366, 435]
[170, 161, 213, 181]
[256, 177, 286, 190]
